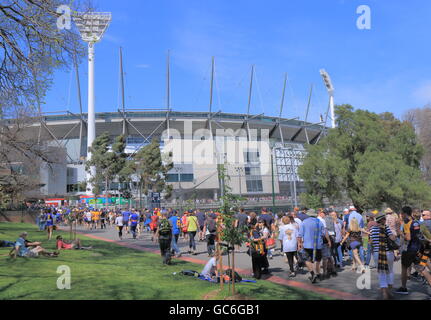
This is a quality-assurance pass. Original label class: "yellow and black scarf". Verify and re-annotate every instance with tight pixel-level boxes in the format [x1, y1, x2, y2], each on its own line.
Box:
[378, 227, 389, 274]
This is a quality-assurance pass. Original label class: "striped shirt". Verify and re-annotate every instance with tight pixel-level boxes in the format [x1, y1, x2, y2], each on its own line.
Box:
[369, 226, 393, 253]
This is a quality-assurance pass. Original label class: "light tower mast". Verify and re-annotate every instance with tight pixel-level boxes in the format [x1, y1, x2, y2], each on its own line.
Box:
[74, 12, 112, 195]
[320, 69, 335, 129]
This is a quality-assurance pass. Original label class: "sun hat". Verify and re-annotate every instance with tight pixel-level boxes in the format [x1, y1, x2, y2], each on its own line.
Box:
[307, 209, 317, 217]
[375, 212, 387, 222]
[384, 208, 394, 214]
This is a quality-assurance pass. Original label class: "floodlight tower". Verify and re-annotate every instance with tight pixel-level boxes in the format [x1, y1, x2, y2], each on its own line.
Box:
[320, 69, 336, 129]
[74, 12, 112, 195]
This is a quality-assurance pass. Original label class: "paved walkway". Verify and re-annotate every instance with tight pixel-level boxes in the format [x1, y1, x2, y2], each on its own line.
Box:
[71, 224, 430, 300]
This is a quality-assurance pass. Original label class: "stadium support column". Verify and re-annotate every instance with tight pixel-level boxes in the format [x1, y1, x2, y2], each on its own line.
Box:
[86, 42, 96, 195]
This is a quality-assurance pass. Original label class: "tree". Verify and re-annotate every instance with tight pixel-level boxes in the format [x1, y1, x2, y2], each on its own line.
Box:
[0, 0, 86, 109]
[131, 138, 173, 209]
[217, 164, 248, 295]
[85, 133, 127, 207]
[0, 1, 89, 204]
[298, 104, 431, 212]
[404, 105, 431, 183]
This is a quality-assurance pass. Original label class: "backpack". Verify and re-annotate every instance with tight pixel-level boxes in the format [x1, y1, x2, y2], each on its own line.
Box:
[207, 219, 217, 233]
[159, 219, 172, 236]
[225, 269, 242, 282]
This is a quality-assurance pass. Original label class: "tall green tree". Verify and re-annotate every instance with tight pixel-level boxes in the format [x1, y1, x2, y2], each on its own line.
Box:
[131, 138, 173, 209]
[85, 133, 127, 207]
[298, 104, 431, 212]
[217, 164, 247, 295]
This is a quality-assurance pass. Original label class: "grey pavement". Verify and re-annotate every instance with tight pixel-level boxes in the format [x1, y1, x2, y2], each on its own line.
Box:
[75, 223, 431, 300]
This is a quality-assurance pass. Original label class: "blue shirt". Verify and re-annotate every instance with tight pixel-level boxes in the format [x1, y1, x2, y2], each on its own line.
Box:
[298, 217, 325, 250]
[169, 216, 180, 235]
[130, 213, 139, 226]
[348, 211, 364, 229]
[15, 237, 29, 257]
[122, 211, 130, 222]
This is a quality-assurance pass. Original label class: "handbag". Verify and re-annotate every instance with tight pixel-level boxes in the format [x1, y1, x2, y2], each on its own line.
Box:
[265, 237, 275, 249]
[387, 237, 400, 251]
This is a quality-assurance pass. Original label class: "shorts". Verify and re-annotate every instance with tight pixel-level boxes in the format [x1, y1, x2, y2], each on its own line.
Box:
[321, 244, 331, 259]
[303, 248, 322, 262]
[349, 241, 362, 250]
[24, 248, 39, 258]
[401, 251, 419, 268]
[199, 225, 204, 232]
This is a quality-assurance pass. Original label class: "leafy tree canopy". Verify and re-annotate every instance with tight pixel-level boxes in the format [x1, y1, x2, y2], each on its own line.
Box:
[298, 104, 431, 211]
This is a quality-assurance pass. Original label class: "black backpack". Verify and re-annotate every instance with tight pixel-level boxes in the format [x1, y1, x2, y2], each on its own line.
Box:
[225, 269, 242, 282]
[207, 219, 217, 233]
[159, 219, 172, 236]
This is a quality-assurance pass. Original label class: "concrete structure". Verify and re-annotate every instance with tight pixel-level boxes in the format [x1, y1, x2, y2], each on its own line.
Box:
[27, 110, 325, 208]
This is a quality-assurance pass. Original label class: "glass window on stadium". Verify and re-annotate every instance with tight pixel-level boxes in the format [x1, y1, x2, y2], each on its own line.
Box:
[244, 151, 263, 193]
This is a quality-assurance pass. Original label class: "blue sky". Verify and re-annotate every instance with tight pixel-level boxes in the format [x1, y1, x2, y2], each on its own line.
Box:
[43, 0, 431, 123]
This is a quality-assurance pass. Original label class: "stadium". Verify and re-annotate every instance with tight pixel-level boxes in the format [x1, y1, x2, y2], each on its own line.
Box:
[29, 109, 325, 209]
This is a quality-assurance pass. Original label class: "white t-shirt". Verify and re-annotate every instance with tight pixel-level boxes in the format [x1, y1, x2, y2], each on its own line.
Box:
[294, 218, 302, 231]
[85, 212, 92, 220]
[278, 224, 298, 252]
[201, 257, 217, 278]
[115, 216, 124, 227]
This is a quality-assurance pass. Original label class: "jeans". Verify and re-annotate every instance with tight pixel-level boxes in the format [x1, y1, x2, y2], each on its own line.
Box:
[159, 237, 172, 264]
[285, 252, 297, 272]
[171, 233, 180, 255]
[365, 242, 375, 266]
[206, 233, 216, 255]
[188, 231, 197, 250]
[373, 251, 394, 288]
[335, 242, 344, 267]
[131, 225, 137, 239]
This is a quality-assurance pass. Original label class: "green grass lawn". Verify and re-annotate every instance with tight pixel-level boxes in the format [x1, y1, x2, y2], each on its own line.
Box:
[0, 223, 332, 300]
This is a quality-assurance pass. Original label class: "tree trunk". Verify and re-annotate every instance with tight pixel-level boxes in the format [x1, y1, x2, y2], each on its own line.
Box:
[232, 248, 236, 295]
[217, 218, 224, 291]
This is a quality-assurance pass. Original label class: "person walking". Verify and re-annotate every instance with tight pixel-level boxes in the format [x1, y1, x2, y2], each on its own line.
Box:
[298, 209, 330, 283]
[370, 212, 397, 300]
[130, 209, 139, 239]
[278, 215, 299, 277]
[186, 211, 199, 255]
[340, 217, 366, 273]
[169, 211, 182, 257]
[204, 212, 217, 257]
[154, 212, 173, 265]
[115, 213, 124, 240]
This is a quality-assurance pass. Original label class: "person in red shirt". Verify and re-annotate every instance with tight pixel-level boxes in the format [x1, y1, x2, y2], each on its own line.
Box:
[56, 236, 92, 250]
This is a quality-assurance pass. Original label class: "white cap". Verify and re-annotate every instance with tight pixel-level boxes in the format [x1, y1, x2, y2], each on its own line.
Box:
[349, 206, 356, 211]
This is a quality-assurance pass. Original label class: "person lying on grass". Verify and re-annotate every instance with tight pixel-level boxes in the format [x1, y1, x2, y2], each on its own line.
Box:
[10, 232, 59, 259]
[56, 235, 93, 250]
[0, 240, 15, 248]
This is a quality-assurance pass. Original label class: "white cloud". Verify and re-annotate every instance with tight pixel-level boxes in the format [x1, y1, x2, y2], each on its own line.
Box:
[136, 64, 150, 69]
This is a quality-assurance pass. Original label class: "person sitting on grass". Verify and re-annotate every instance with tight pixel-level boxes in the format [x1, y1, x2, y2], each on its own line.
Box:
[200, 251, 220, 281]
[56, 236, 92, 250]
[11, 232, 59, 259]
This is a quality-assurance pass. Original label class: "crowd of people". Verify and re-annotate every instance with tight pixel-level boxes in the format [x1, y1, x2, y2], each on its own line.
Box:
[8, 203, 431, 299]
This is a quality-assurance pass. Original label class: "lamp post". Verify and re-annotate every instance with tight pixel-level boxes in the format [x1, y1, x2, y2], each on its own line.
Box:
[74, 12, 112, 195]
[320, 69, 335, 129]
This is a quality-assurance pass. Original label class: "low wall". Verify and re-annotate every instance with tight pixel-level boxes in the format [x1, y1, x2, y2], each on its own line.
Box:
[0, 210, 38, 224]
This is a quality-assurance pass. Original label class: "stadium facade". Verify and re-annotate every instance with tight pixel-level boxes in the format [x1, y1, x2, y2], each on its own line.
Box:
[31, 110, 325, 208]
